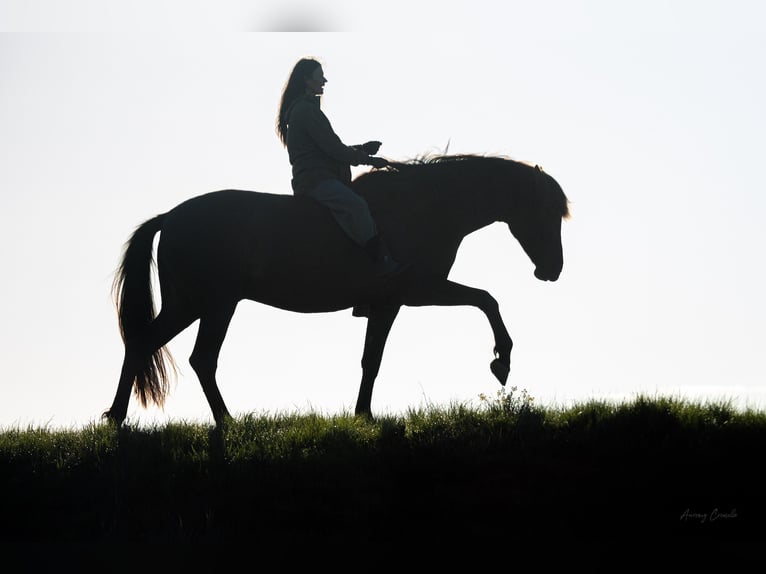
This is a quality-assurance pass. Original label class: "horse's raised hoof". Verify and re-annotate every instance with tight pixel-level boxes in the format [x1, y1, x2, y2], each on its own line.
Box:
[490, 359, 509, 385]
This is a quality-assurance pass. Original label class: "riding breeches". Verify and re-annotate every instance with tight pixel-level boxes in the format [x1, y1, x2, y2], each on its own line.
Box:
[305, 178, 377, 246]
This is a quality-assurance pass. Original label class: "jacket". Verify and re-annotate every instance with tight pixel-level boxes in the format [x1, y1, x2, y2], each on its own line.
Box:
[286, 94, 373, 195]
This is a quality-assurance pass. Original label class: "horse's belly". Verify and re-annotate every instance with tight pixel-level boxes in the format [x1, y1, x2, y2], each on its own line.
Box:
[243, 270, 364, 313]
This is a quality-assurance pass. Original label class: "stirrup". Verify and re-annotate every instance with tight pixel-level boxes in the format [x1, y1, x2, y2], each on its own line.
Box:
[352, 304, 371, 318]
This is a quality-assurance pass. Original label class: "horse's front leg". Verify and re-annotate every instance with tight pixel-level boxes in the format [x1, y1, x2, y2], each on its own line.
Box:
[355, 305, 401, 418]
[402, 279, 512, 385]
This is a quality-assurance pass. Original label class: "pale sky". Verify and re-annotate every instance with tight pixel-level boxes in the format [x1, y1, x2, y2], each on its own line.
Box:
[1, 1, 765, 428]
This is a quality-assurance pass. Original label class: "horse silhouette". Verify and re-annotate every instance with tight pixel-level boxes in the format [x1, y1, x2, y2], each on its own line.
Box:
[104, 154, 570, 427]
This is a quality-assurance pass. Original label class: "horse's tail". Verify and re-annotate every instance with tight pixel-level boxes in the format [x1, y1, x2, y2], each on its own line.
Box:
[112, 214, 176, 408]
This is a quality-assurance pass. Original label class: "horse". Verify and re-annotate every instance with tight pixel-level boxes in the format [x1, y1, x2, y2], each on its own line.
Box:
[104, 154, 570, 427]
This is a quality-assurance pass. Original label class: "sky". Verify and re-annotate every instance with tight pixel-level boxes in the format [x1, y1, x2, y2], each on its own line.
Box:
[1, 1, 765, 428]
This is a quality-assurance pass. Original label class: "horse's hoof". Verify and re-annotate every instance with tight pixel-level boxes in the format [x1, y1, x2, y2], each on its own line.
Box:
[355, 409, 374, 421]
[490, 359, 509, 385]
[101, 410, 122, 427]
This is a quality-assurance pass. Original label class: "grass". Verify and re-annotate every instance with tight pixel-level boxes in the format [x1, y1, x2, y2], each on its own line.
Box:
[1, 389, 764, 548]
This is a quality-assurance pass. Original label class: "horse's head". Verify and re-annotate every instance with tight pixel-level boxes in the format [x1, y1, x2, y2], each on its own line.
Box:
[506, 165, 569, 282]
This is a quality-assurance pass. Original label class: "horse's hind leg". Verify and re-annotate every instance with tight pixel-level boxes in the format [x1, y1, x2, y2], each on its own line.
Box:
[105, 307, 194, 426]
[189, 303, 237, 427]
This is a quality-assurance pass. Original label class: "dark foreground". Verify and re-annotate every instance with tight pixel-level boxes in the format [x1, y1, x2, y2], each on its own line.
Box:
[1, 399, 764, 556]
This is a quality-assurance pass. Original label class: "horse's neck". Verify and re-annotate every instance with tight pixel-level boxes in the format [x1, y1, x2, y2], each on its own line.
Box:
[365, 161, 527, 239]
[431, 177, 507, 239]
[451, 163, 534, 234]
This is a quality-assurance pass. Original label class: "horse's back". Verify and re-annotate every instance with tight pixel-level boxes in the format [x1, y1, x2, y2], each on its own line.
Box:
[162, 189, 323, 241]
[158, 190, 296, 291]
[167, 189, 290, 226]
[155, 189, 370, 310]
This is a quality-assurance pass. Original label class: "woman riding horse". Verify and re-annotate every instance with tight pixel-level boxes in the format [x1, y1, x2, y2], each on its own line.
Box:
[277, 58, 405, 277]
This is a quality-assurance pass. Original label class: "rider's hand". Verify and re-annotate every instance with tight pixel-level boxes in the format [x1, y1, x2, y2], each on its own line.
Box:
[361, 141, 382, 155]
[368, 156, 388, 169]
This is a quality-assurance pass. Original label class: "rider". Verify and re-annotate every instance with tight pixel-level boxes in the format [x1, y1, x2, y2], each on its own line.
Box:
[277, 57, 404, 277]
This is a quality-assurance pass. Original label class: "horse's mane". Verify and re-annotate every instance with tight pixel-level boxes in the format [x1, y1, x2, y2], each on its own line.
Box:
[388, 152, 523, 171]
[354, 153, 521, 185]
[354, 153, 570, 218]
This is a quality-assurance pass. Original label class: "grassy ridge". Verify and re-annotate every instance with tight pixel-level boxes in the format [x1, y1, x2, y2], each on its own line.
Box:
[1, 390, 764, 546]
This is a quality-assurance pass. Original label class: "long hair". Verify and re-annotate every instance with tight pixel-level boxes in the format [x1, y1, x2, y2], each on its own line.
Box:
[276, 57, 322, 147]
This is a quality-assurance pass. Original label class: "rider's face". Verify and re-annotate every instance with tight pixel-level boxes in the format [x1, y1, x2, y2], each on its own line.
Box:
[305, 66, 327, 96]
